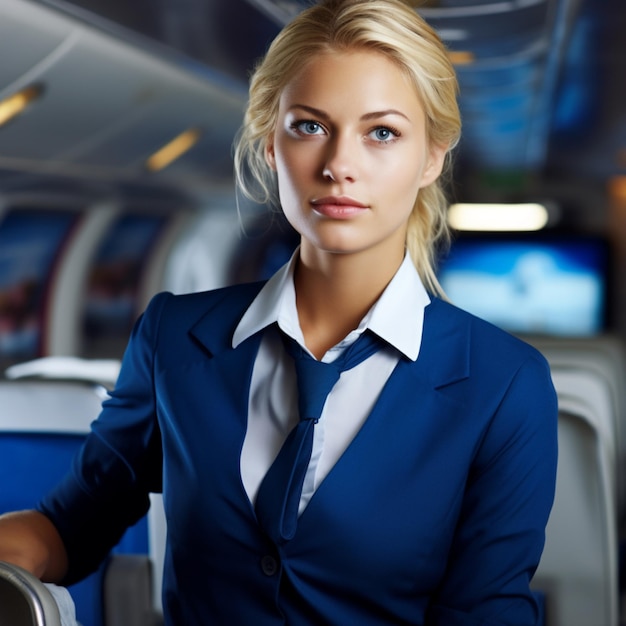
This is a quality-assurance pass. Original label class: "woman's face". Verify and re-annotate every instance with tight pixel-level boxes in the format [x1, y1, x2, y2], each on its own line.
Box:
[265, 49, 446, 263]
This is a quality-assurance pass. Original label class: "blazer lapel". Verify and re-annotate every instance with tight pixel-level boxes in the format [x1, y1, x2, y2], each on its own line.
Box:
[294, 298, 473, 518]
[181, 283, 268, 431]
[186, 288, 469, 387]
[417, 297, 471, 390]
[187, 282, 265, 358]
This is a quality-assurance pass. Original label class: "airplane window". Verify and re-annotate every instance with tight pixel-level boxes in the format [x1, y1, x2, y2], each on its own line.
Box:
[82, 213, 168, 359]
[0, 208, 79, 369]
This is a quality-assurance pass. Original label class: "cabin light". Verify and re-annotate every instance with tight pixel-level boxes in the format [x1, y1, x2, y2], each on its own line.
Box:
[447, 202, 549, 232]
[609, 175, 626, 202]
[0, 84, 44, 128]
[448, 50, 475, 65]
[145, 128, 202, 172]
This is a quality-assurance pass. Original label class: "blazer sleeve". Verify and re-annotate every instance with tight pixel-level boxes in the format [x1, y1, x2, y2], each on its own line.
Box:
[427, 351, 558, 626]
[37, 292, 170, 585]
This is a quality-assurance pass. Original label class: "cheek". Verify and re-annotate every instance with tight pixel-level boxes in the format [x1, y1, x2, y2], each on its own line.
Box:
[273, 158, 306, 218]
[274, 147, 313, 194]
[400, 150, 430, 198]
[385, 168, 423, 214]
[275, 163, 300, 203]
[280, 200, 310, 240]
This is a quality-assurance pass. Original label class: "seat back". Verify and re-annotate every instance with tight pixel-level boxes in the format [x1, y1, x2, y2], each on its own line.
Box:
[147, 493, 166, 615]
[528, 334, 626, 519]
[533, 369, 618, 626]
[0, 561, 62, 626]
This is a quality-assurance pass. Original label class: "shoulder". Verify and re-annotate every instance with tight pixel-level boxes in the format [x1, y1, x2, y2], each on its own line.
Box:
[143, 281, 266, 324]
[128, 282, 267, 355]
[429, 296, 547, 357]
[425, 297, 553, 387]
[424, 300, 558, 460]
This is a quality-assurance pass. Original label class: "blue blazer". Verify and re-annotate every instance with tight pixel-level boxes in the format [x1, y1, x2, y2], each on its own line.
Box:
[40, 282, 558, 626]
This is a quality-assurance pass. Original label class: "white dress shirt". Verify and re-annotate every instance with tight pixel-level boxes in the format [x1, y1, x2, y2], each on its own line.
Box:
[44, 583, 78, 625]
[234, 251, 430, 514]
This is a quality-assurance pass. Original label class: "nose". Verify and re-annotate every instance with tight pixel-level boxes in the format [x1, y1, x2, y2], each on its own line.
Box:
[322, 133, 358, 183]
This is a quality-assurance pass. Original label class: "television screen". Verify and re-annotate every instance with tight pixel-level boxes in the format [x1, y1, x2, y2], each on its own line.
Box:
[437, 234, 609, 337]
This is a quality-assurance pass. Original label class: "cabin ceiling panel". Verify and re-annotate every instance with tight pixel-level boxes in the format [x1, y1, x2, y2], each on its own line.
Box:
[0, 0, 246, 195]
[0, 0, 73, 92]
[73, 93, 242, 169]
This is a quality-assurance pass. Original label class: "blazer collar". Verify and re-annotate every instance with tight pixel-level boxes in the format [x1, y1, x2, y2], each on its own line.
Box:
[417, 298, 471, 390]
[187, 285, 471, 389]
[188, 282, 266, 357]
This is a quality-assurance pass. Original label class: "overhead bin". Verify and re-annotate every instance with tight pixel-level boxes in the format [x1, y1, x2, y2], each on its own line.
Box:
[0, 0, 247, 195]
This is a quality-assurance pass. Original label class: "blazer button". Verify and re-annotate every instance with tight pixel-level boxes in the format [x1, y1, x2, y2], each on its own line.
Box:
[260, 555, 278, 576]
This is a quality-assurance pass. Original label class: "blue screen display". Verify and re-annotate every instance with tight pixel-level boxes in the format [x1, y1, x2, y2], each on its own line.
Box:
[437, 236, 609, 336]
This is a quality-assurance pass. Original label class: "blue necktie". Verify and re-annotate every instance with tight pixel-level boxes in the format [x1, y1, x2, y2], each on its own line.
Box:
[255, 329, 384, 544]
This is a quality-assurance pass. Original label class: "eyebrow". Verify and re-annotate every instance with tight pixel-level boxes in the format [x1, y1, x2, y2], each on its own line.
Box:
[288, 104, 410, 122]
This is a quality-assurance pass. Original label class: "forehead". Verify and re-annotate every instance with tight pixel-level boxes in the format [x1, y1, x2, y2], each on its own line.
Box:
[279, 50, 424, 120]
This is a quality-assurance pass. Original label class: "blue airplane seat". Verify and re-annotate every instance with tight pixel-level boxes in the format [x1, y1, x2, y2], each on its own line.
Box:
[0, 378, 151, 626]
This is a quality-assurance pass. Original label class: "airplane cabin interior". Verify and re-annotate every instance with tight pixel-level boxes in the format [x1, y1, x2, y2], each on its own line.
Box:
[0, 0, 625, 624]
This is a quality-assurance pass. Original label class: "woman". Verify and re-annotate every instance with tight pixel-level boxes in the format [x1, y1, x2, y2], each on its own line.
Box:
[0, 1, 558, 624]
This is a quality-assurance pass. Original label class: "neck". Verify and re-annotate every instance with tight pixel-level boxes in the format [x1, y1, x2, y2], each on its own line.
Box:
[294, 245, 404, 358]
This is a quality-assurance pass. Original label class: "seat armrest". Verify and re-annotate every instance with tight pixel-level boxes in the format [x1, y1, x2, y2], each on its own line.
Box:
[0, 560, 62, 626]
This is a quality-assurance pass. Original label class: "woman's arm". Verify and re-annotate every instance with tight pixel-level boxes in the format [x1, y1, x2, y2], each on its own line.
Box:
[0, 509, 68, 582]
[34, 293, 170, 585]
[427, 352, 558, 625]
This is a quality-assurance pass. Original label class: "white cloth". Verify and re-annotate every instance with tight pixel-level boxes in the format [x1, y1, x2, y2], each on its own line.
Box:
[5, 356, 121, 390]
[44, 583, 80, 626]
[235, 251, 430, 513]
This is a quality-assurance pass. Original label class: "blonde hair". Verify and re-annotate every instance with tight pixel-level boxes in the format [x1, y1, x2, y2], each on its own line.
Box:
[233, 0, 461, 295]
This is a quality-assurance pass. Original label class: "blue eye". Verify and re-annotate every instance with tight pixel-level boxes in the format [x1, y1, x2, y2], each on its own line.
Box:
[370, 127, 397, 142]
[294, 120, 324, 135]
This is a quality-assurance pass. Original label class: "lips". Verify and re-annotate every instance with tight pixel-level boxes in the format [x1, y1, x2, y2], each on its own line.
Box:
[310, 196, 368, 219]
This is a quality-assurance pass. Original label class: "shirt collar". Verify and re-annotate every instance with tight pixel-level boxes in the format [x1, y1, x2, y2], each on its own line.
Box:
[232, 249, 430, 362]
[232, 249, 298, 348]
[366, 253, 430, 361]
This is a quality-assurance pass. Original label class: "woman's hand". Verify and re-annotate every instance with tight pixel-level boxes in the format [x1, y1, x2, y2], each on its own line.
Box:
[0, 510, 68, 582]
